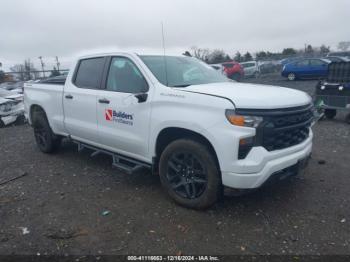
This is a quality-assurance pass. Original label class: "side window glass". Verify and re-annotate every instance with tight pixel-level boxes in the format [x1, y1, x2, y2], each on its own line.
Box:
[106, 57, 148, 93]
[310, 59, 325, 66]
[74, 57, 105, 89]
[297, 60, 309, 66]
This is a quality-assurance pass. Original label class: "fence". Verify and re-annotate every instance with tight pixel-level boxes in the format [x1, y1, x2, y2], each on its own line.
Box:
[1, 69, 69, 82]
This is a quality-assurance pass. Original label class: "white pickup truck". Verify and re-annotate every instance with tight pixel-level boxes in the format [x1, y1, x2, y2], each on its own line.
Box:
[24, 52, 314, 209]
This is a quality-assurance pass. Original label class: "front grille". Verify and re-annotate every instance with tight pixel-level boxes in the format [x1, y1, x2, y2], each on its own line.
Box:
[262, 124, 310, 151]
[236, 104, 314, 152]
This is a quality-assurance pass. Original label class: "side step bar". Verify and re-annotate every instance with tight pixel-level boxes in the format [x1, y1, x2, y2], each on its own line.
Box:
[74, 141, 151, 175]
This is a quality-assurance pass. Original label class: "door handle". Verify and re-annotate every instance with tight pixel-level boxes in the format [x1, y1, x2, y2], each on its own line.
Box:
[98, 98, 110, 104]
[65, 94, 73, 99]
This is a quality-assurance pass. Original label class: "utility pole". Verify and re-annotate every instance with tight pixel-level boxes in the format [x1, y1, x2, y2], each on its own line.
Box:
[38, 56, 45, 78]
[55, 56, 60, 72]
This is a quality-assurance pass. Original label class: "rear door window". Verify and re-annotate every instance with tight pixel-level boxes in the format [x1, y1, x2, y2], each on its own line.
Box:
[310, 59, 326, 66]
[74, 57, 105, 89]
[296, 60, 309, 67]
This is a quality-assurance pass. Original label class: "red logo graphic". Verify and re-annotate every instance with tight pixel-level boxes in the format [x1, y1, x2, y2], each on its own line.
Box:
[105, 109, 113, 121]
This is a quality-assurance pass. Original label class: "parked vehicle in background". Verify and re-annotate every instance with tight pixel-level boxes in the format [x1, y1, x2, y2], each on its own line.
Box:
[240, 61, 260, 78]
[25, 52, 313, 209]
[0, 81, 25, 94]
[280, 57, 303, 66]
[210, 64, 225, 75]
[221, 61, 244, 81]
[282, 58, 331, 81]
[314, 61, 350, 123]
[325, 56, 350, 63]
[39, 75, 67, 85]
[327, 51, 350, 59]
[258, 61, 280, 74]
[0, 88, 24, 127]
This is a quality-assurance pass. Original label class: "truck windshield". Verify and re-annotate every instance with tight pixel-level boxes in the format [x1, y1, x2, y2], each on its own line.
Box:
[140, 55, 230, 87]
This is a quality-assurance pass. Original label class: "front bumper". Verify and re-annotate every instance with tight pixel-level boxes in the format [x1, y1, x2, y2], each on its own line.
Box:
[221, 133, 312, 189]
[0, 108, 24, 126]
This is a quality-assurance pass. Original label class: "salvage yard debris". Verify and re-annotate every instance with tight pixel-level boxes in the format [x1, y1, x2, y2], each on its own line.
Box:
[101, 210, 111, 216]
[45, 228, 88, 240]
[0, 172, 28, 186]
[19, 227, 30, 235]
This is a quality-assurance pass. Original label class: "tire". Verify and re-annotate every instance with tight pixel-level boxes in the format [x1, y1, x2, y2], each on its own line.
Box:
[287, 73, 296, 81]
[324, 109, 336, 119]
[230, 73, 241, 82]
[346, 114, 350, 125]
[15, 114, 26, 125]
[159, 139, 222, 209]
[32, 112, 61, 153]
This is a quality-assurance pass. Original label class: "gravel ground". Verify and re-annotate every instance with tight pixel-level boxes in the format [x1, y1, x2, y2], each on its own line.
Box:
[0, 75, 349, 256]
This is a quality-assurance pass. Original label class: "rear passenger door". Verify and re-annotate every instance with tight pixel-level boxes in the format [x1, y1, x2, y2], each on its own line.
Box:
[96, 56, 152, 161]
[309, 59, 328, 78]
[63, 57, 106, 144]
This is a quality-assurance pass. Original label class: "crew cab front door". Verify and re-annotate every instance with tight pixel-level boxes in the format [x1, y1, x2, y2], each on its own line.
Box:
[96, 56, 151, 161]
[63, 57, 106, 144]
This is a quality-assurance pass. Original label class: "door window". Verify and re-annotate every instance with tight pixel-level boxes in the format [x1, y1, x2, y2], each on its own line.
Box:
[310, 59, 326, 66]
[296, 60, 309, 67]
[74, 57, 105, 89]
[106, 57, 148, 93]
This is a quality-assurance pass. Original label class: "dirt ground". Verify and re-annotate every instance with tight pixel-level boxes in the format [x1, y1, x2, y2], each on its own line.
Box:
[0, 75, 349, 256]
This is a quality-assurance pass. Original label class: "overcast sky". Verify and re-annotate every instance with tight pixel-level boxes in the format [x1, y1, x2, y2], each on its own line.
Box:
[1, 0, 349, 71]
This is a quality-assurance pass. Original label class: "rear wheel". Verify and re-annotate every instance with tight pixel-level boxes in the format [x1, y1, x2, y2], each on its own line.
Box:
[287, 73, 296, 81]
[159, 139, 221, 209]
[230, 73, 242, 82]
[346, 114, 350, 124]
[324, 109, 336, 119]
[33, 112, 61, 153]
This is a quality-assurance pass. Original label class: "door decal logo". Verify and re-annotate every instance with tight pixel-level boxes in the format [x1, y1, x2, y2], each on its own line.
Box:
[105, 108, 134, 126]
[105, 109, 113, 121]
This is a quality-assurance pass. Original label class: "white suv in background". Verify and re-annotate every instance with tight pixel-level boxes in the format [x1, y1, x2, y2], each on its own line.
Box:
[241, 61, 260, 78]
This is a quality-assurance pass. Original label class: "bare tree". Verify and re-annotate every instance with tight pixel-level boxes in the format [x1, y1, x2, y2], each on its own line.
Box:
[207, 49, 230, 64]
[190, 46, 210, 62]
[10, 59, 39, 81]
[337, 41, 350, 51]
[319, 44, 330, 55]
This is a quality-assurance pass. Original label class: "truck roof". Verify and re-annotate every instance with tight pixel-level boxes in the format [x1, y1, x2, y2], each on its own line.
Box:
[76, 52, 186, 60]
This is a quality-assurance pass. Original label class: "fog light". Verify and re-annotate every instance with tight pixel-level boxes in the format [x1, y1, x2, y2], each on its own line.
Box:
[238, 137, 254, 159]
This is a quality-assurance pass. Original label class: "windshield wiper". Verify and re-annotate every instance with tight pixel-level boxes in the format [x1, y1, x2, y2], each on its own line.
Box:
[170, 84, 191, 88]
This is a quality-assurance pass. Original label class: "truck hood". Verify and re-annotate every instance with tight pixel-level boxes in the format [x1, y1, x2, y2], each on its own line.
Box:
[179, 82, 311, 109]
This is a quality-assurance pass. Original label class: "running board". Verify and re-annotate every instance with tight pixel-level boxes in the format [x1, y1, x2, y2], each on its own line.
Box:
[74, 141, 151, 175]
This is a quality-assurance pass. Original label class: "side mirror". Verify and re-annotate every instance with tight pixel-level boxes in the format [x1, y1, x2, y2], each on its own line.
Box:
[134, 93, 148, 103]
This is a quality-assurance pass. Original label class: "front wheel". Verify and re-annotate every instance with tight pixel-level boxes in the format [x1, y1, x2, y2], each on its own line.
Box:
[287, 73, 296, 81]
[324, 109, 336, 119]
[346, 114, 350, 124]
[230, 73, 242, 82]
[159, 139, 222, 209]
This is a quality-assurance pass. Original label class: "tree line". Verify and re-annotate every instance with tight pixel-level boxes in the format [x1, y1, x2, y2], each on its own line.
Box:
[183, 42, 349, 64]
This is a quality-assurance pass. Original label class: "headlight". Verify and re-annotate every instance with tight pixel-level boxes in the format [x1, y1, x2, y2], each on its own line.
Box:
[225, 109, 263, 128]
[0, 104, 6, 112]
[0, 103, 12, 112]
